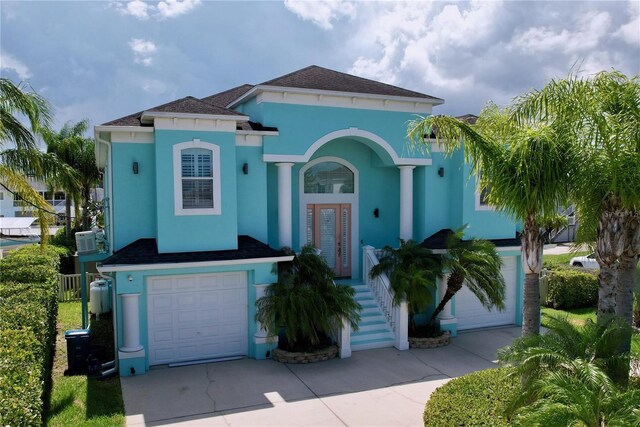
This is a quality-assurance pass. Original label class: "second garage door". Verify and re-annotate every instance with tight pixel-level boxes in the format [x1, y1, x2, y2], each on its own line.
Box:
[147, 272, 248, 366]
[456, 256, 518, 331]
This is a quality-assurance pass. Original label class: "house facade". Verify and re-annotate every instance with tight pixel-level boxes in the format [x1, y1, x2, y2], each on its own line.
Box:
[88, 66, 523, 376]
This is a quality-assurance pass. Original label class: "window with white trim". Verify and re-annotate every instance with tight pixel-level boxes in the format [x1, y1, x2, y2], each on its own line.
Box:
[475, 171, 494, 211]
[173, 140, 221, 215]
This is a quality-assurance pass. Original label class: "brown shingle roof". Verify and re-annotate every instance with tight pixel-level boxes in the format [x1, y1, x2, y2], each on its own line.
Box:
[258, 65, 442, 102]
[201, 84, 254, 108]
[236, 121, 278, 132]
[102, 96, 243, 126]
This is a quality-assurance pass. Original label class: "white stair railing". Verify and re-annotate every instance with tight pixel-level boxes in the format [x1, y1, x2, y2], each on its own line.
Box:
[362, 245, 409, 350]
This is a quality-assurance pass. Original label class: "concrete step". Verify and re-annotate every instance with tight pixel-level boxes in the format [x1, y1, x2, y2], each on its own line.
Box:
[351, 329, 394, 341]
[351, 337, 395, 351]
[357, 319, 389, 332]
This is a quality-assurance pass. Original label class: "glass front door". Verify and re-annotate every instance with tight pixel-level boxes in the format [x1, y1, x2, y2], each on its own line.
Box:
[306, 203, 351, 277]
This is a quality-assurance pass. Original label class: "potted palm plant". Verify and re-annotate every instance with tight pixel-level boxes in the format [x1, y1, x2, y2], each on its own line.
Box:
[371, 229, 506, 348]
[256, 245, 361, 363]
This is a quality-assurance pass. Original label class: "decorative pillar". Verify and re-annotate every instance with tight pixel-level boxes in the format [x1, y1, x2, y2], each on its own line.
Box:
[399, 166, 415, 241]
[120, 293, 143, 352]
[254, 284, 275, 341]
[276, 163, 294, 248]
[437, 273, 454, 320]
[437, 273, 457, 336]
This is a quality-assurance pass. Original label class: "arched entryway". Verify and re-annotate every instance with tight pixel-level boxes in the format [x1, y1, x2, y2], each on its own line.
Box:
[299, 157, 358, 277]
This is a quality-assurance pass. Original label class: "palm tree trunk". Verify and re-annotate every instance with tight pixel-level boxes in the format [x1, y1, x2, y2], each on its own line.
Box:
[64, 197, 71, 238]
[596, 201, 625, 325]
[521, 214, 543, 336]
[430, 272, 464, 322]
[615, 211, 639, 366]
[82, 184, 91, 230]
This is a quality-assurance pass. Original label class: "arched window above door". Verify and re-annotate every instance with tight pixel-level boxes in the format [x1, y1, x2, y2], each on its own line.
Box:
[303, 162, 354, 194]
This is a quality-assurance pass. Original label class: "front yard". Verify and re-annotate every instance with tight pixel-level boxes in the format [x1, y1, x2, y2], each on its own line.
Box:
[46, 302, 124, 426]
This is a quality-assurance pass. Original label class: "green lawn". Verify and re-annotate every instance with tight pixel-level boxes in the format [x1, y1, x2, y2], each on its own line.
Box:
[46, 302, 125, 427]
[542, 250, 590, 269]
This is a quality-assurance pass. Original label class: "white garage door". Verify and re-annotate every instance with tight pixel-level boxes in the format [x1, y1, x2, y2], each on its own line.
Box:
[456, 256, 517, 331]
[147, 272, 248, 366]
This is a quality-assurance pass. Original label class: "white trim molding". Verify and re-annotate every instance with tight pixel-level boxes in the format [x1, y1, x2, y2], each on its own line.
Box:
[173, 139, 222, 216]
[229, 85, 443, 113]
[97, 255, 295, 273]
[142, 111, 248, 124]
[263, 128, 432, 166]
[299, 156, 360, 279]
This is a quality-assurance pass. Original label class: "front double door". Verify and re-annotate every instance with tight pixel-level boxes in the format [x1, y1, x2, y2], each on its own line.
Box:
[306, 204, 351, 278]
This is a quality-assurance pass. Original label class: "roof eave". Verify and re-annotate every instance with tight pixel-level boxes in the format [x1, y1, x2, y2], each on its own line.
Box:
[140, 111, 250, 124]
[228, 85, 444, 108]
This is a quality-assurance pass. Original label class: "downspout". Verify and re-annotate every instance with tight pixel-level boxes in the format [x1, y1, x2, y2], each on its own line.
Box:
[95, 133, 114, 252]
[95, 132, 117, 376]
[98, 270, 118, 377]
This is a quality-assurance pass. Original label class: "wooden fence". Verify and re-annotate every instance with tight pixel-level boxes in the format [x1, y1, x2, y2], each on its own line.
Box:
[58, 272, 101, 302]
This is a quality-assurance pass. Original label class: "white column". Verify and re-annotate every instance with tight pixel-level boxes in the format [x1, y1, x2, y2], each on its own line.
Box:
[120, 293, 143, 352]
[254, 284, 274, 342]
[399, 166, 415, 241]
[437, 273, 454, 320]
[276, 163, 294, 248]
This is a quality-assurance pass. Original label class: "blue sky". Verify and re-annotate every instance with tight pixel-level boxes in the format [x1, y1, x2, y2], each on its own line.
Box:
[1, 1, 639, 133]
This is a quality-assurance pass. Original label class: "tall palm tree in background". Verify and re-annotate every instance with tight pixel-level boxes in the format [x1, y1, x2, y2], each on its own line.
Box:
[44, 120, 101, 236]
[0, 78, 55, 243]
[430, 228, 505, 322]
[512, 71, 640, 331]
[408, 105, 574, 336]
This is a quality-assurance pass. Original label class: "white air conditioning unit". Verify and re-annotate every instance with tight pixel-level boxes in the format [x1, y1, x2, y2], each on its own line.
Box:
[75, 231, 97, 254]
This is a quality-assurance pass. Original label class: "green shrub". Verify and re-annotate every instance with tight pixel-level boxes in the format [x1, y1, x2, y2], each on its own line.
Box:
[546, 268, 598, 309]
[0, 246, 62, 426]
[423, 367, 518, 427]
[0, 244, 66, 283]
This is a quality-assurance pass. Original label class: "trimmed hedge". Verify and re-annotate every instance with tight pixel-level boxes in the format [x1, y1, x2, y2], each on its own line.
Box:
[0, 245, 62, 426]
[546, 268, 598, 309]
[423, 367, 518, 427]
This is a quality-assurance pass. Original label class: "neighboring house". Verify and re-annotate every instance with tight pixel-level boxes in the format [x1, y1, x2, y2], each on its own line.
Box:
[0, 179, 67, 220]
[82, 65, 524, 376]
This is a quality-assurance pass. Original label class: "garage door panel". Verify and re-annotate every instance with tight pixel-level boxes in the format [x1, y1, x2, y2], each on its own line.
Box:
[456, 256, 518, 331]
[147, 272, 248, 366]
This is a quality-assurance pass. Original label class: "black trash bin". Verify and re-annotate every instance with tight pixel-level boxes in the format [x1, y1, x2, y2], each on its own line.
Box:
[65, 329, 90, 373]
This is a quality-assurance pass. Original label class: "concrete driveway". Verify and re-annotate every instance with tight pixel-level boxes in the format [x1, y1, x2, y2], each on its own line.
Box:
[122, 327, 521, 426]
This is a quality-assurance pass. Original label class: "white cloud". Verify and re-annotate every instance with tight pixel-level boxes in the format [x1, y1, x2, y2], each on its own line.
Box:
[0, 52, 32, 79]
[510, 11, 611, 54]
[157, 0, 201, 19]
[129, 38, 157, 66]
[114, 0, 201, 21]
[141, 79, 167, 94]
[615, 0, 640, 46]
[117, 0, 150, 19]
[284, 0, 356, 30]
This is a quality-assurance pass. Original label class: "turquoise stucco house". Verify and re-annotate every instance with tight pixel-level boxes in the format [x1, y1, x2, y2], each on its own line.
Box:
[85, 65, 523, 376]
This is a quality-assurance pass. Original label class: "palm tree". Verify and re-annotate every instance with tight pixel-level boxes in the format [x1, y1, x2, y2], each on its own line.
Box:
[370, 239, 442, 332]
[256, 246, 361, 351]
[0, 78, 54, 243]
[498, 316, 637, 423]
[510, 361, 640, 426]
[43, 120, 102, 236]
[430, 228, 505, 322]
[512, 71, 640, 328]
[408, 104, 574, 336]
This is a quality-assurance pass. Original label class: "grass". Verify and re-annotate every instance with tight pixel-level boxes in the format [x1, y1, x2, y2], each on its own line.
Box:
[46, 302, 125, 427]
[542, 250, 590, 269]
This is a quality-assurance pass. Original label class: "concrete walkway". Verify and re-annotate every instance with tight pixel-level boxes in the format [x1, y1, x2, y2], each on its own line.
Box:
[121, 326, 521, 426]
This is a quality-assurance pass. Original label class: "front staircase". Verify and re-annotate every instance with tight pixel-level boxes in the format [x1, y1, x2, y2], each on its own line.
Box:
[349, 283, 395, 351]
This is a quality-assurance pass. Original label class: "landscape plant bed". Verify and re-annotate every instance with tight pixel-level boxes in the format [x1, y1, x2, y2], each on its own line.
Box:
[272, 345, 338, 364]
[409, 331, 451, 349]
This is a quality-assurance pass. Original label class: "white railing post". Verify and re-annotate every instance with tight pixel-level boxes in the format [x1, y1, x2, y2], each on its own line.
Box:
[396, 301, 409, 350]
[339, 318, 351, 358]
[362, 245, 409, 351]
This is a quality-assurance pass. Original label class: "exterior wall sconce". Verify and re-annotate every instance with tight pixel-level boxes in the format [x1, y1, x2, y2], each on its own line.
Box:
[242, 163, 249, 175]
[438, 167, 444, 177]
[373, 208, 379, 218]
[132, 162, 139, 175]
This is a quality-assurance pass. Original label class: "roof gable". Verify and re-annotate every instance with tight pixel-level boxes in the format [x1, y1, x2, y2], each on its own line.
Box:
[259, 65, 442, 101]
[201, 84, 254, 108]
[102, 96, 243, 127]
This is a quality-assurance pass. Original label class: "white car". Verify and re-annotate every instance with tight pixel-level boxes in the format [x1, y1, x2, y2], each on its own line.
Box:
[569, 253, 599, 269]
